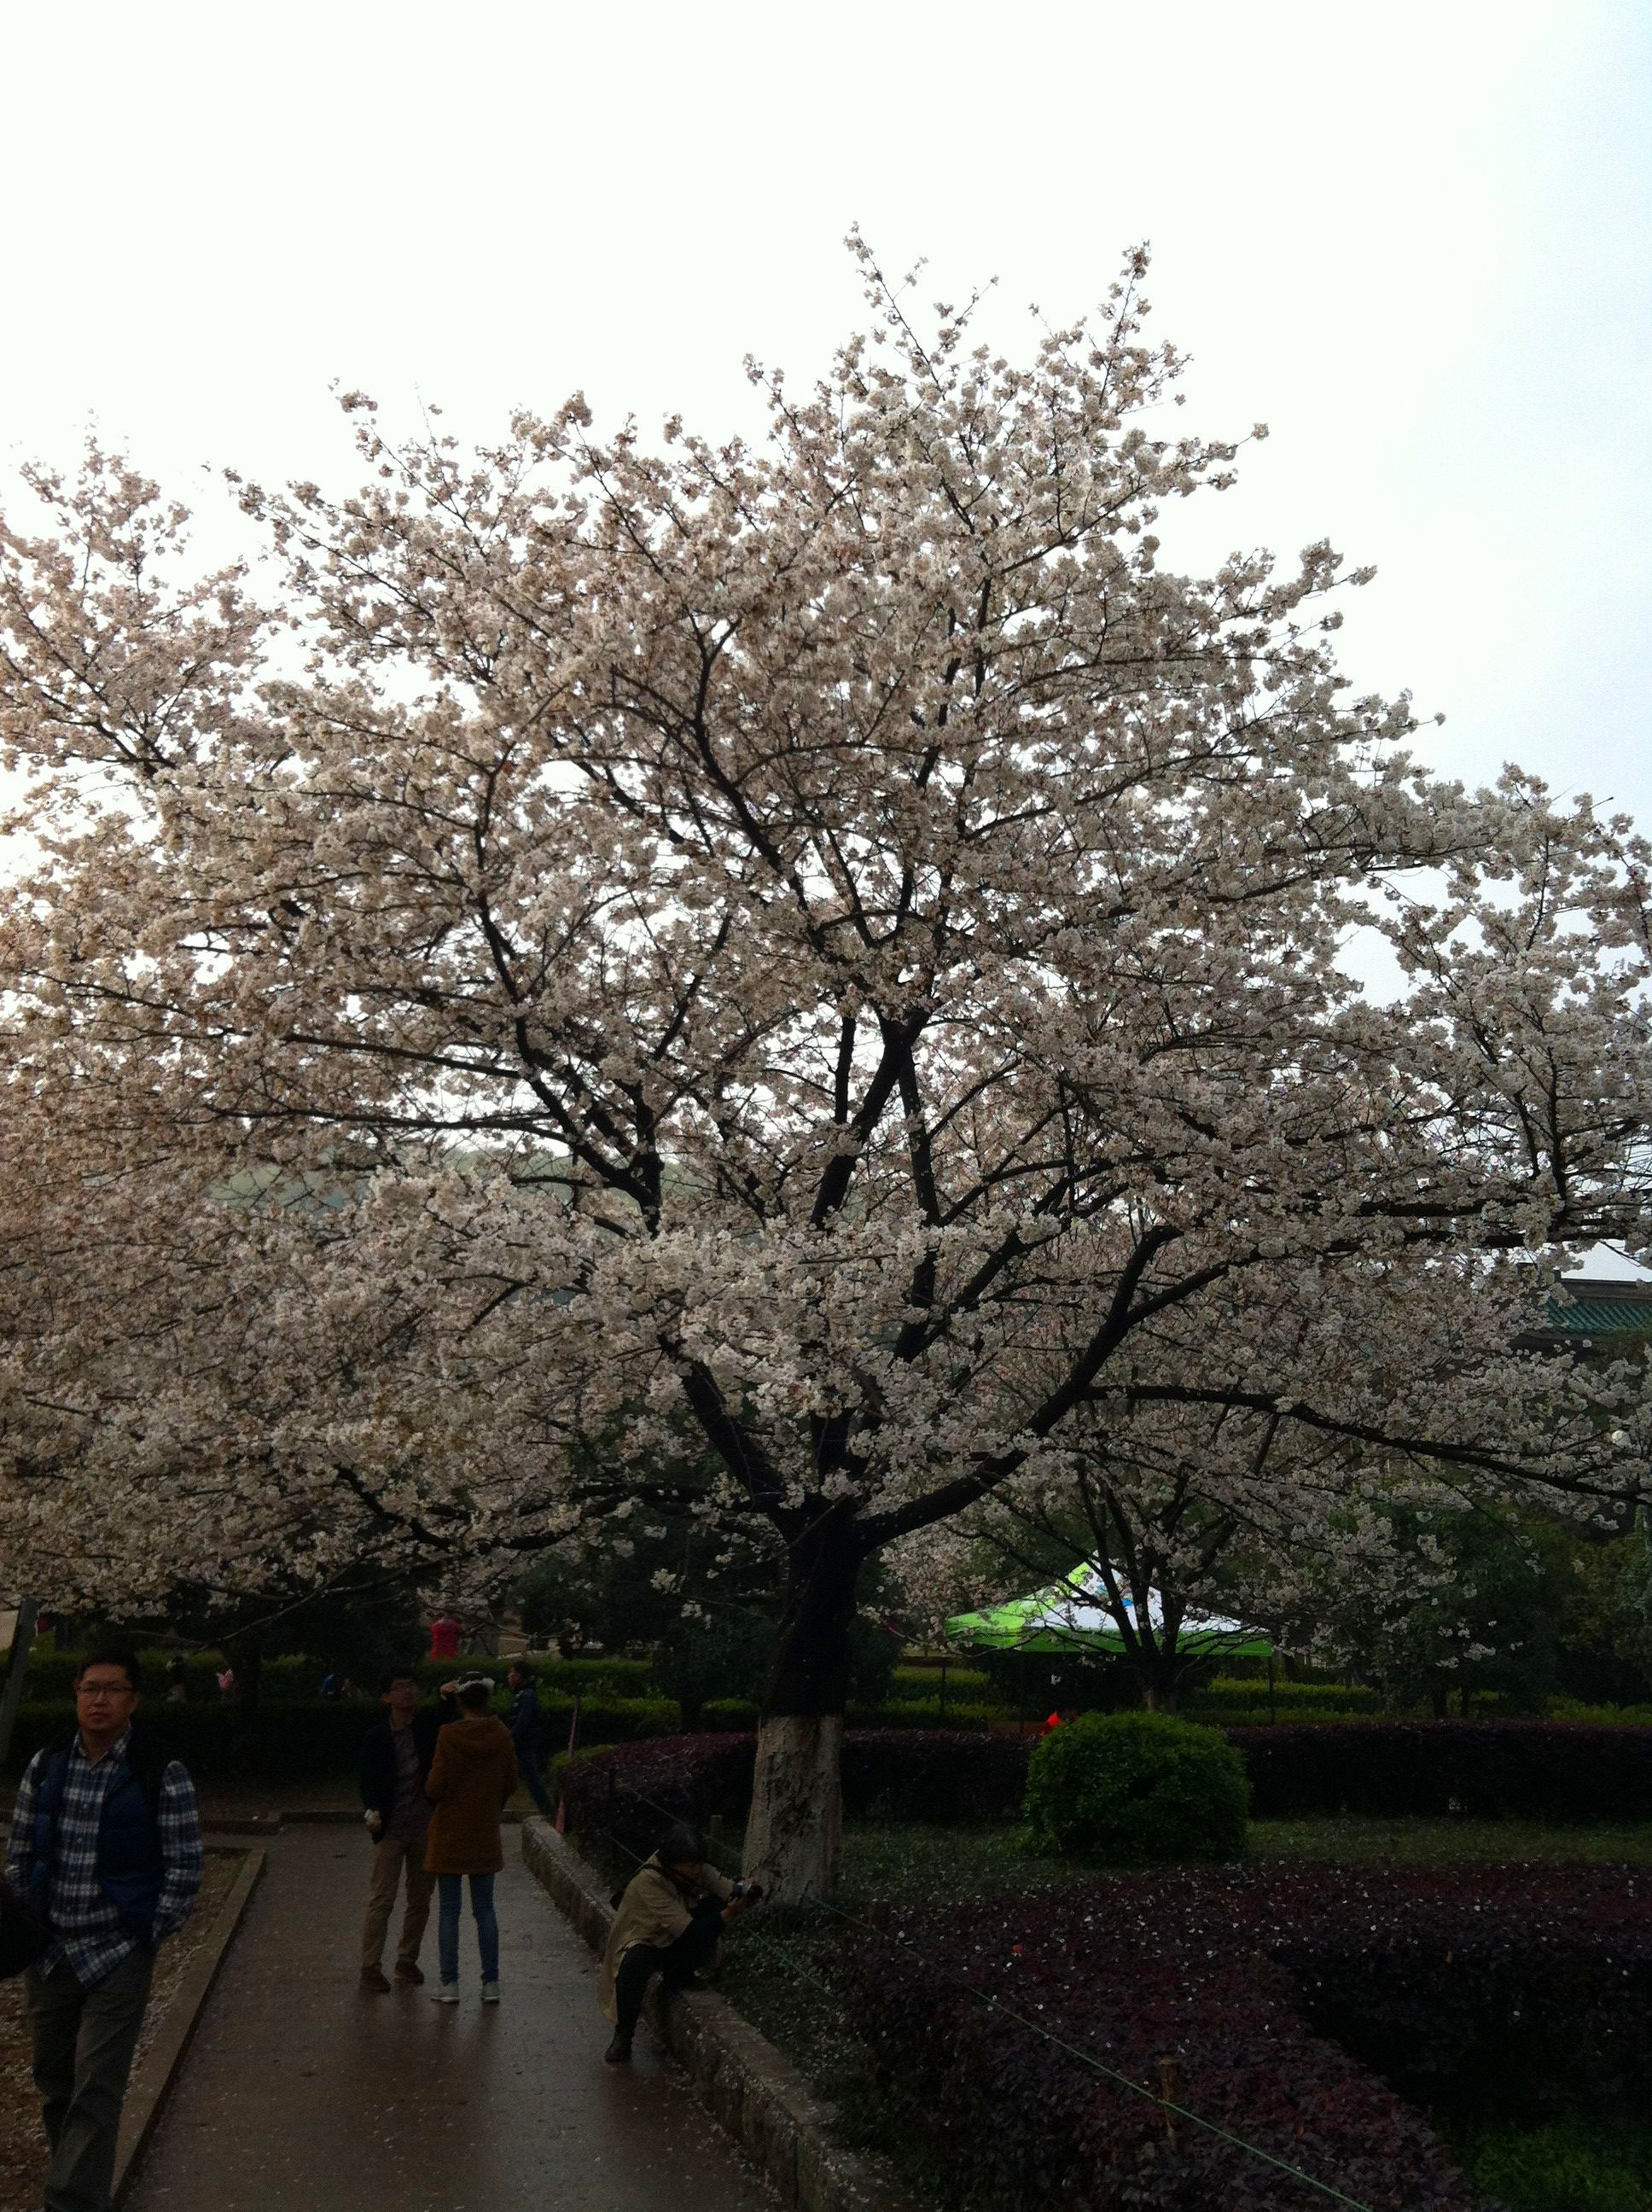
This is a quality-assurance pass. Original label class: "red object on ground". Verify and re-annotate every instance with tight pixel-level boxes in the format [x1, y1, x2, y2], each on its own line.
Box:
[1042, 1710, 1063, 1735]
[429, 1614, 461, 1659]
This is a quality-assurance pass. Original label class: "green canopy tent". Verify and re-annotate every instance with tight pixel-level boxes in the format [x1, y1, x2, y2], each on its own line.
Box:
[945, 1566, 1274, 1661]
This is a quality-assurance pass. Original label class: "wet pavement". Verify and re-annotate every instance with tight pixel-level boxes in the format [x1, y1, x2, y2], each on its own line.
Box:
[125, 1825, 773, 2211]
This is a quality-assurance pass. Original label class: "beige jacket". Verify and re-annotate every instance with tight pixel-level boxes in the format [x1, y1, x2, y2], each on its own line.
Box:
[598, 1853, 735, 2022]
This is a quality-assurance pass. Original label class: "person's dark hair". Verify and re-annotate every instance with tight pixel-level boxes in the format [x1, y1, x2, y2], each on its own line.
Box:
[74, 1647, 143, 1693]
[659, 1822, 705, 1868]
[507, 1661, 528, 1683]
[379, 1665, 419, 1694]
[457, 1679, 493, 1712]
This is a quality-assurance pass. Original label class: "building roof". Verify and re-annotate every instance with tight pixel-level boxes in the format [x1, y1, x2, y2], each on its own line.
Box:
[1546, 1295, 1652, 1336]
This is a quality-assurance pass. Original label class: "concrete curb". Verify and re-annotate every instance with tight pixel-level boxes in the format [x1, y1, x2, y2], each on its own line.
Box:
[113, 1845, 267, 2203]
[521, 1819, 919, 2212]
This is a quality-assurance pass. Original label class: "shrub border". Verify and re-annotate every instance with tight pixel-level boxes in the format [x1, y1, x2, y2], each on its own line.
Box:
[521, 1818, 920, 2212]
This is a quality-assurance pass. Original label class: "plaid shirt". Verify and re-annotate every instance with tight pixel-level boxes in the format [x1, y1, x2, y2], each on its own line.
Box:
[4, 1726, 203, 1985]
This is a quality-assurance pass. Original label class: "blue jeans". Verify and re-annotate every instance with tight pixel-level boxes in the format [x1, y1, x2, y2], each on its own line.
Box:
[437, 1873, 498, 1984]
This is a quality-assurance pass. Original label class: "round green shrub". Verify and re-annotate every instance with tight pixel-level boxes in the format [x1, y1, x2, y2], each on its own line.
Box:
[1022, 1711, 1250, 1864]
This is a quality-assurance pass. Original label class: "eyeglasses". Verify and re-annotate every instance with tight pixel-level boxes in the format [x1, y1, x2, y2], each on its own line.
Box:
[76, 1682, 137, 1703]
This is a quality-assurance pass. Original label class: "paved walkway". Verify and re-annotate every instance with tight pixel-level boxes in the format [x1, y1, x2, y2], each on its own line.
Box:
[126, 1825, 772, 2211]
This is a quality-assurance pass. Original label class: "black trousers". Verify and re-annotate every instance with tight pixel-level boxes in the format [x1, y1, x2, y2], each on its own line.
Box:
[614, 1901, 724, 2036]
[26, 1948, 154, 2212]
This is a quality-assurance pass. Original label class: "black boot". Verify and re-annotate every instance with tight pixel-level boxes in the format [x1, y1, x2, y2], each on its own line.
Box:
[603, 2029, 633, 2064]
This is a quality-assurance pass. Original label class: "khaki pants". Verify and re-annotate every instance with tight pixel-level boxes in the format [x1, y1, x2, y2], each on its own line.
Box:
[360, 1830, 434, 1972]
[26, 1947, 154, 2212]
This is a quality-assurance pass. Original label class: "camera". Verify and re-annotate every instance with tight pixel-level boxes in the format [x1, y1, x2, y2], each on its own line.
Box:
[731, 1879, 765, 1906]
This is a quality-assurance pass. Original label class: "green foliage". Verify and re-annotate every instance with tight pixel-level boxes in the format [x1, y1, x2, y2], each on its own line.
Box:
[1549, 1697, 1652, 1726]
[891, 1664, 993, 1698]
[1457, 2116, 1652, 2212]
[971, 1642, 1131, 1713]
[650, 1609, 772, 1726]
[701, 1697, 760, 1731]
[415, 1653, 654, 1695]
[849, 1699, 1000, 1732]
[1022, 1712, 1250, 1864]
[1296, 1504, 1652, 1719]
[1184, 1676, 1381, 1718]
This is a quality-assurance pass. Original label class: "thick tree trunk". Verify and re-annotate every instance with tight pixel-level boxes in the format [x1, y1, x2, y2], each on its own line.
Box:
[746, 1714, 845, 1906]
[745, 1511, 859, 1904]
[1130, 1642, 1184, 1714]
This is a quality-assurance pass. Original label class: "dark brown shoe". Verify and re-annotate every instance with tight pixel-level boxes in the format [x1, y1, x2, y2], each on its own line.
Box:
[393, 1960, 425, 1984]
[603, 2031, 633, 2064]
[359, 1966, 392, 1994]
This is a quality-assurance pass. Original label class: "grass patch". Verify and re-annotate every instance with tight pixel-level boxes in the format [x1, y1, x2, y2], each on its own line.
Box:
[1454, 2116, 1652, 2212]
[1251, 1815, 1652, 1866]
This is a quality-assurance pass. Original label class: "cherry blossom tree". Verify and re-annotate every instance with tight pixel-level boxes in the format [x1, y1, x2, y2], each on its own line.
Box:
[900, 1266, 1610, 1712]
[3, 244, 1651, 1896]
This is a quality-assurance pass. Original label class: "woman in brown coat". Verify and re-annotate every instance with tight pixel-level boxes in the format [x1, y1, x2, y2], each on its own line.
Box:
[423, 1679, 519, 2004]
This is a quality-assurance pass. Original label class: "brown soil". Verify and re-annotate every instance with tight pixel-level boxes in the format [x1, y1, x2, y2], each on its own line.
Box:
[0, 1851, 244, 2212]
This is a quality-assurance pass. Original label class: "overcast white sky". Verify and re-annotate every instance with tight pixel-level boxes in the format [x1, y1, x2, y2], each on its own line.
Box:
[3, 0, 1648, 826]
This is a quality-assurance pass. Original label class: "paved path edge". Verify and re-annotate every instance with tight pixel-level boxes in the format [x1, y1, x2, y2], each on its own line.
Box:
[113, 1845, 268, 2203]
[521, 1819, 919, 2212]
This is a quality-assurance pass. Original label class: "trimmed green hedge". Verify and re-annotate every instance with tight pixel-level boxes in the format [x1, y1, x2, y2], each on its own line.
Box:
[6, 1646, 663, 1697]
[2, 1700, 371, 1781]
[1, 1688, 681, 1784]
[701, 1697, 1006, 1733]
[890, 1663, 994, 1697]
[1186, 1676, 1382, 1719]
[415, 1654, 656, 1695]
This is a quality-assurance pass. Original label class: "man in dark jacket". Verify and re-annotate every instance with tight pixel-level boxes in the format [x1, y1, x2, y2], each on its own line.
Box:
[356, 1667, 454, 1992]
[505, 1662, 553, 1816]
[5, 1646, 202, 2212]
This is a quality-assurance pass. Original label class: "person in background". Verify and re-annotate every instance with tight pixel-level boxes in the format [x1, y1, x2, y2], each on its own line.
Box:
[423, 1678, 517, 2005]
[505, 1662, 553, 1817]
[598, 1822, 755, 2064]
[356, 1667, 455, 1992]
[5, 1647, 203, 2212]
[428, 1611, 462, 1662]
[166, 1659, 189, 1704]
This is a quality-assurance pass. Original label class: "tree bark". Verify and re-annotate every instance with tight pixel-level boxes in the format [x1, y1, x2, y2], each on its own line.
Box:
[744, 1510, 859, 1904]
[1129, 1641, 1186, 1715]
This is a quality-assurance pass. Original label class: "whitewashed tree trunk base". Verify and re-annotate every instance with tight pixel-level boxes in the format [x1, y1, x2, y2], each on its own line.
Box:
[743, 1713, 844, 1906]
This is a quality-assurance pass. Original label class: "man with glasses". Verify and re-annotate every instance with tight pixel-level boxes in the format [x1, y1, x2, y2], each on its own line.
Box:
[5, 1645, 203, 2212]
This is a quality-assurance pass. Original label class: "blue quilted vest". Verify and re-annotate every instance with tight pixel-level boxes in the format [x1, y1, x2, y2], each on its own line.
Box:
[30, 1734, 166, 1946]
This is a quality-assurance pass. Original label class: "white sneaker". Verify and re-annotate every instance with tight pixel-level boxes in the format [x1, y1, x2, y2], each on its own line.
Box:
[430, 1982, 460, 2005]
[480, 1981, 501, 2005]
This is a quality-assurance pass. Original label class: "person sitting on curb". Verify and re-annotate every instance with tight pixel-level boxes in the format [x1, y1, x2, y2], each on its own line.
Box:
[423, 1678, 518, 2005]
[598, 1822, 759, 2065]
[357, 1667, 457, 1992]
[5, 1646, 203, 2212]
